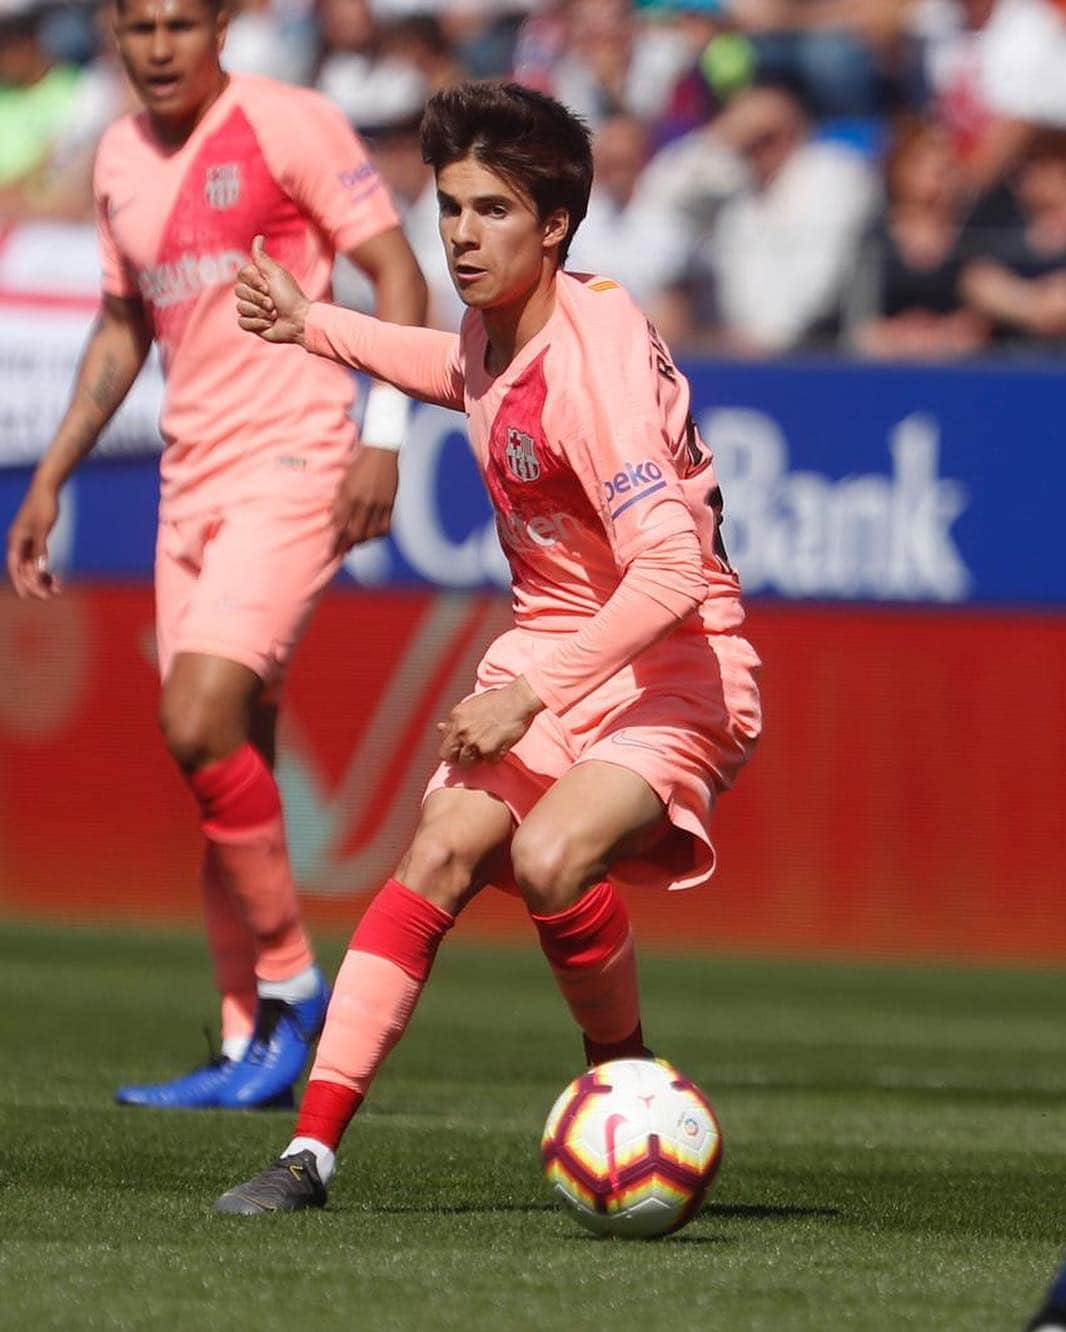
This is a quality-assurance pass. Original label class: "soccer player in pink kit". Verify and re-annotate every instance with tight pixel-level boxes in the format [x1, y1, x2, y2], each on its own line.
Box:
[215, 81, 760, 1212]
[5, 0, 427, 1109]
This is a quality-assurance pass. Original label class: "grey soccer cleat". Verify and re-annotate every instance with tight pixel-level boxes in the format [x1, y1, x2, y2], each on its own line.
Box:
[214, 1150, 327, 1215]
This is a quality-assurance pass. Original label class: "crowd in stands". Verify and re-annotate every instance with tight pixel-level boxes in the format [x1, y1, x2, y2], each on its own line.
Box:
[2, 0, 1065, 356]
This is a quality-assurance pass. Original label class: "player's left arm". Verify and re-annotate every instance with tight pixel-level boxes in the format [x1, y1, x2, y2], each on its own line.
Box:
[332, 225, 428, 550]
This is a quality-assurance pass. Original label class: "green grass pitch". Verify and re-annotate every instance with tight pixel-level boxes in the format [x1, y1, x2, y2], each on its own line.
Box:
[0, 919, 1062, 1330]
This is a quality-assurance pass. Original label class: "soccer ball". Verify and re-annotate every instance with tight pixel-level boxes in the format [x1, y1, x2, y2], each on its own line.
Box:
[540, 1057, 722, 1238]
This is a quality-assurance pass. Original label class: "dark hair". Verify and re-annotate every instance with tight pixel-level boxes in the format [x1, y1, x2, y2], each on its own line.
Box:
[420, 81, 593, 263]
[114, 0, 226, 15]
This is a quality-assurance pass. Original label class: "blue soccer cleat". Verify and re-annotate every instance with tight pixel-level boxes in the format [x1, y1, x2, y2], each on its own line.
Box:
[115, 1042, 248, 1110]
[217, 969, 330, 1109]
[1027, 1260, 1066, 1332]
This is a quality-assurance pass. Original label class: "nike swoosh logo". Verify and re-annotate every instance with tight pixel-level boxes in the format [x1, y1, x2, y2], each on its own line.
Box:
[611, 732, 660, 754]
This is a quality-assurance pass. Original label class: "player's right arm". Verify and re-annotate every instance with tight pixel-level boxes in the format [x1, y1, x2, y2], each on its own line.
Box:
[7, 292, 152, 599]
[237, 237, 464, 411]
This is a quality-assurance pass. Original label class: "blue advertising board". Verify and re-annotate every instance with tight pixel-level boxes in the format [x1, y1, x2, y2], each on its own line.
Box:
[1, 358, 1062, 608]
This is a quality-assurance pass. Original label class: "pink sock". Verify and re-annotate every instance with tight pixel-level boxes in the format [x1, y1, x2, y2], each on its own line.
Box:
[202, 845, 257, 1043]
[531, 880, 645, 1061]
[188, 743, 314, 983]
[297, 878, 454, 1149]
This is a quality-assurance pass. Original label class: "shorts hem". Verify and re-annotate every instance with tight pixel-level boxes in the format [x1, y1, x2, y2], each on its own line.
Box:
[167, 639, 276, 685]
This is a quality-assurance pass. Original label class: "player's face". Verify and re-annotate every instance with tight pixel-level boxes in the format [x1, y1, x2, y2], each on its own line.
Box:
[436, 157, 568, 311]
[115, 0, 227, 127]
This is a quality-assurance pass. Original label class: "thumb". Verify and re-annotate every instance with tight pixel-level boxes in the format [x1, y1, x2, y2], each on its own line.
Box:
[251, 234, 276, 273]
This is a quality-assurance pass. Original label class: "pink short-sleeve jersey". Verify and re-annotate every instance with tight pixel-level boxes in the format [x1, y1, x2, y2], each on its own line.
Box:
[93, 74, 400, 516]
[458, 271, 744, 635]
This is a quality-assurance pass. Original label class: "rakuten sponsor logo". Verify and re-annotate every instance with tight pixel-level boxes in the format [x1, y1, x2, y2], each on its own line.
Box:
[497, 508, 584, 552]
[702, 408, 972, 602]
[604, 460, 666, 518]
[138, 249, 246, 309]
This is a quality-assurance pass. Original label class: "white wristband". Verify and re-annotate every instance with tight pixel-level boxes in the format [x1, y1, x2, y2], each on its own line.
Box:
[361, 381, 410, 453]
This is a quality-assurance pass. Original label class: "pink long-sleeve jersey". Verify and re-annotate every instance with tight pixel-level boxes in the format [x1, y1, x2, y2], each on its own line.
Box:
[305, 271, 745, 711]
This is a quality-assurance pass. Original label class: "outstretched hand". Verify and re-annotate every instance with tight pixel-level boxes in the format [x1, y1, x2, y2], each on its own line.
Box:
[235, 235, 310, 345]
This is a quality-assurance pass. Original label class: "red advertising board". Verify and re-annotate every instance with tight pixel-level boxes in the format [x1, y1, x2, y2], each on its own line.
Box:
[1, 585, 1064, 963]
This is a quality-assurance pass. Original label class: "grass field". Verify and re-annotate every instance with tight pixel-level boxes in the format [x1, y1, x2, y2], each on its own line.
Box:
[1, 919, 1063, 1331]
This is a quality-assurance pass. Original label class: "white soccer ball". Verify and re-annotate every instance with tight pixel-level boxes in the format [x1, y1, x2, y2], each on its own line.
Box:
[540, 1057, 723, 1238]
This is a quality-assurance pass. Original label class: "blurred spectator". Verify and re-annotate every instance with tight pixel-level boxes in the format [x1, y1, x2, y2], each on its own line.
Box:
[526, 0, 704, 129]
[21, 1, 138, 223]
[566, 113, 691, 318]
[981, 0, 1066, 128]
[920, 0, 1066, 191]
[314, 0, 422, 127]
[541, 0, 639, 125]
[662, 82, 878, 352]
[331, 82, 465, 330]
[637, 0, 756, 146]
[378, 12, 466, 90]
[849, 120, 990, 357]
[960, 128, 1066, 346]
[2, 0, 1060, 364]
[367, 0, 533, 79]
[731, 0, 910, 119]
[0, 0, 89, 218]
[223, 0, 316, 84]
[637, 102, 748, 235]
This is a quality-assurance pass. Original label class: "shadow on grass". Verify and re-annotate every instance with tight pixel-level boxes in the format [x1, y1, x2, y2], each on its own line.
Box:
[563, 1232, 735, 1246]
[370, 1201, 559, 1216]
[710, 1078, 1066, 1105]
[365, 1199, 838, 1230]
[708, 1202, 840, 1222]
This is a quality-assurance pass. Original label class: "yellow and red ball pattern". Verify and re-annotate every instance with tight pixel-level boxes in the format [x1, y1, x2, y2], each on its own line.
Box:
[541, 1058, 723, 1238]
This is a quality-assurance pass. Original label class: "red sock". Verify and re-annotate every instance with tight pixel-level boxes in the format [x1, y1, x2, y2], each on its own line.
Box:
[202, 845, 257, 1044]
[187, 744, 313, 982]
[295, 1080, 363, 1151]
[531, 880, 645, 1062]
[582, 1025, 648, 1065]
[295, 879, 454, 1150]
[189, 742, 281, 832]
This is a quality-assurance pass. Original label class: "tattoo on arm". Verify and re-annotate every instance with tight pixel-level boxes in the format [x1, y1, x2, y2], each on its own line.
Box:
[87, 352, 123, 413]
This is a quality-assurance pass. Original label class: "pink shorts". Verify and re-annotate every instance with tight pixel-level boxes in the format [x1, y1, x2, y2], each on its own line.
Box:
[425, 625, 762, 893]
[155, 496, 341, 691]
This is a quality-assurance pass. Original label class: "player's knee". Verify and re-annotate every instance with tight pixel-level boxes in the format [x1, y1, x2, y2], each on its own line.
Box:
[159, 687, 244, 771]
[396, 824, 480, 914]
[511, 827, 596, 915]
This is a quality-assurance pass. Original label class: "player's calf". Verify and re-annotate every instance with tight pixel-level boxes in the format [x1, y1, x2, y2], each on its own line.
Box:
[213, 877, 456, 1213]
[528, 878, 650, 1066]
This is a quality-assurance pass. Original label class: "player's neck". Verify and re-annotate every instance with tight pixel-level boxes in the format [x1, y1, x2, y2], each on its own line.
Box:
[483, 268, 558, 377]
[148, 70, 230, 147]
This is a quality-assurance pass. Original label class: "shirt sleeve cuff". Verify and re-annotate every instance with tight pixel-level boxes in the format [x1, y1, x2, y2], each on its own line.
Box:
[303, 302, 333, 358]
[520, 664, 570, 717]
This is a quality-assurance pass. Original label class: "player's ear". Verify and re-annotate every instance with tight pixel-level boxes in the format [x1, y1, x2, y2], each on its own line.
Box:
[213, 0, 230, 52]
[542, 208, 570, 256]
